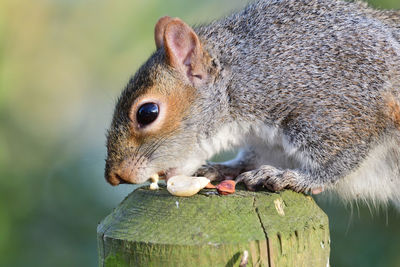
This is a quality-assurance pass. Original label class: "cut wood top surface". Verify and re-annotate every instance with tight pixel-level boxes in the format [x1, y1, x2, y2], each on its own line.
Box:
[98, 186, 328, 245]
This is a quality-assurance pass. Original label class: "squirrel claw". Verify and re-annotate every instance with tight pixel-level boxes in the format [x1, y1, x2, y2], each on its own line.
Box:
[236, 167, 307, 193]
[193, 163, 241, 182]
[235, 171, 265, 191]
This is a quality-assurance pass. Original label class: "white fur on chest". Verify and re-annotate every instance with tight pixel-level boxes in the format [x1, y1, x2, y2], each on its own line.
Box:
[250, 123, 316, 170]
[198, 121, 252, 158]
[200, 121, 316, 170]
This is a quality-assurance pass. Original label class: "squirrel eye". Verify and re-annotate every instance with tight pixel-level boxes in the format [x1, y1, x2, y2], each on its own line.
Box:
[136, 103, 159, 127]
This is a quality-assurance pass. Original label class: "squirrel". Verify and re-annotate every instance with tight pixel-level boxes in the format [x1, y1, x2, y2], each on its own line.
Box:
[105, 0, 400, 207]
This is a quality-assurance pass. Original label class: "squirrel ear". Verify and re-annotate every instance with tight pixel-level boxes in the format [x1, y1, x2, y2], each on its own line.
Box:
[163, 18, 207, 85]
[154, 16, 173, 49]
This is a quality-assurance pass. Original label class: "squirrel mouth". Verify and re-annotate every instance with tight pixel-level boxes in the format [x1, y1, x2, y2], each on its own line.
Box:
[156, 168, 178, 181]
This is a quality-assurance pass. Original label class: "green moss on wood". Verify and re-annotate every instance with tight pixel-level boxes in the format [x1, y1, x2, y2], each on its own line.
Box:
[97, 186, 330, 267]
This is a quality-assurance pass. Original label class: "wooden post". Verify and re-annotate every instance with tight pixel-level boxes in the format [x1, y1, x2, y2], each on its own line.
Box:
[97, 186, 330, 267]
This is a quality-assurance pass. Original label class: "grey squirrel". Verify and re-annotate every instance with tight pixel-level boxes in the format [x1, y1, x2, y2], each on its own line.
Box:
[105, 0, 400, 207]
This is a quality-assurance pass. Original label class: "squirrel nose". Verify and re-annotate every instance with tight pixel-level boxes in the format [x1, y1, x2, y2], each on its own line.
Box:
[107, 172, 128, 186]
[106, 164, 137, 186]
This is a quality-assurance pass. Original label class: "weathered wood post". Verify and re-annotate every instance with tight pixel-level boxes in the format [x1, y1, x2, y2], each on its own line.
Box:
[97, 186, 330, 266]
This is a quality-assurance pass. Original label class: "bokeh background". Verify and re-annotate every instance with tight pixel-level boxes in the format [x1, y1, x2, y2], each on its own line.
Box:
[1, 0, 400, 266]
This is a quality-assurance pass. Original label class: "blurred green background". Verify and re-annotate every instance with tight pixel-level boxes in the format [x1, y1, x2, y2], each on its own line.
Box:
[1, 0, 399, 266]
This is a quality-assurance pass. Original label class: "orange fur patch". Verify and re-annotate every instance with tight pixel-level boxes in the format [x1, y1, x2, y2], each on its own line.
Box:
[128, 79, 196, 145]
[385, 94, 400, 130]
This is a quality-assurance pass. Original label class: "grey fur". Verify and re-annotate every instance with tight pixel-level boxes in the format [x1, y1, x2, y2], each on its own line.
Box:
[106, 0, 400, 206]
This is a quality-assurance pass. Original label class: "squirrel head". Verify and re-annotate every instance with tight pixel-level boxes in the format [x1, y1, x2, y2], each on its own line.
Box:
[105, 17, 221, 186]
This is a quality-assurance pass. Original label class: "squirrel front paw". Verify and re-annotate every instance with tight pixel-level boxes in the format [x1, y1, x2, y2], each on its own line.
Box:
[193, 163, 243, 182]
[235, 165, 310, 193]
